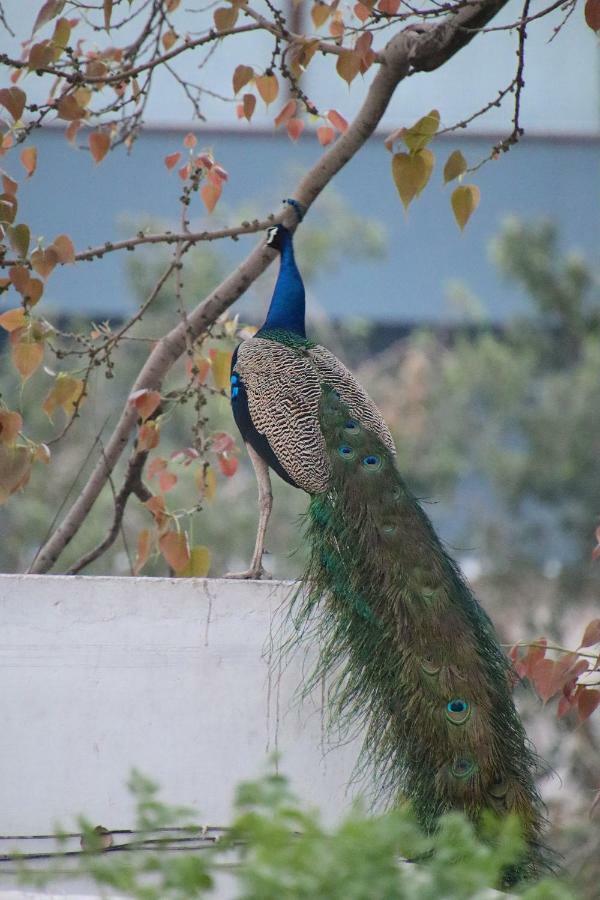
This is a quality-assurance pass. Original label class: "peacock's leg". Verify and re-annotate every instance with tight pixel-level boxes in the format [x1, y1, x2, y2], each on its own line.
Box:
[225, 442, 273, 579]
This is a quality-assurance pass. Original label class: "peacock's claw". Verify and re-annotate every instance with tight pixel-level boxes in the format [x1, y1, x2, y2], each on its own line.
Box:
[224, 563, 272, 580]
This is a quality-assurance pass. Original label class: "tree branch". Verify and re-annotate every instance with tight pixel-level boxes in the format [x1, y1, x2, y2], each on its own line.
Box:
[28, 0, 510, 574]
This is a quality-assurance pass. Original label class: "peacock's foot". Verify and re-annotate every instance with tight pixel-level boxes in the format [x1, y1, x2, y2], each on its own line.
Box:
[224, 563, 272, 580]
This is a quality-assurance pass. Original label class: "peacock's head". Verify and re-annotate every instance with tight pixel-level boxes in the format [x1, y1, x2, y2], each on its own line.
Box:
[266, 224, 288, 252]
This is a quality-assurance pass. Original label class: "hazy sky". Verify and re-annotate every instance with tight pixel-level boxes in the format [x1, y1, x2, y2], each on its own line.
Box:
[2, 0, 598, 134]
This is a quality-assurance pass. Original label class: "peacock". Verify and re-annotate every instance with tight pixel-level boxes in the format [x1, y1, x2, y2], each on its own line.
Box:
[229, 201, 545, 877]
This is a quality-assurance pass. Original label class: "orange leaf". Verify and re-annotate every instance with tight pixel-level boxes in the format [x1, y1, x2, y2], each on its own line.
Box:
[162, 29, 177, 51]
[2, 174, 18, 195]
[159, 530, 190, 574]
[133, 528, 152, 575]
[57, 95, 86, 120]
[0, 86, 26, 121]
[317, 125, 335, 146]
[336, 50, 361, 85]
[0, 410, 22, 445]
[354, 2, 371, 22]
[213, 6, 238, 30]
[0, 308, 26, 332]
[286, 118, 304, 142]
[218, 453, 238, 477]
[30, 247, 58, 278]
[274, 99, 297, 128]
[20, 146, 37, 178]
[89, 131, 110, 163]
[242, 93, 256, 121]
[530, 658, 559, 704]
[183, 132, 197, 149]
[65, 120, 82, 144]
[158, 470, 177, 493]
[378, 0, 400, 12]
[145, 494, 167, 527]
[578, 688, 600, 722]
[255, 74, 279, 106]
[138, 420, 160, 451]
[201, 180, 222, 213]
[129, 388, 161, 421]
[580, 618, 600, 648]
[9, 266, 30, 294]
[311, 3, 331, 28]
[232, 64, 254, 95]
[165, 151, 181, 170]
[327, 109, 349, 133]
[104, 0, 113, 30]
[0, 444, 33, 504]
[24, 277, 43, 306]
[51, 233, 75, 263]
[329, 11, 345, 38]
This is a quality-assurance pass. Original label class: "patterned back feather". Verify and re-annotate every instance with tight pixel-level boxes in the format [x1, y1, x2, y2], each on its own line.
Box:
[233, 316, 546, 880]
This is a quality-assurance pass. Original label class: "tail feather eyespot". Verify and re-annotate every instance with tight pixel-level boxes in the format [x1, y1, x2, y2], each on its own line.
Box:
[446, 698, 471, 726]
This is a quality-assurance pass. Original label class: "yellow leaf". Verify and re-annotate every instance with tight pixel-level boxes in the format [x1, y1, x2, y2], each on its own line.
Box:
[210, 348, 232, 391]
[311, 3, 330, 27]
[12, 337, 44, 381]
[180, 546, 211, 577]
[443, 149, 467, 184]
[42, 374, 85, 419]
[196, 464, 217, 502]
[336, 50, 361, 85]
[0, 444, 32, 504]
[403, 109, 440, 153]
[391, 151, 431, 210]
[232, 64, 254, 95]
[159, 530, 190, 574]
[451, 184, 480, 231]
[255, 74, 279, 106]
[213, 6, 238, 30]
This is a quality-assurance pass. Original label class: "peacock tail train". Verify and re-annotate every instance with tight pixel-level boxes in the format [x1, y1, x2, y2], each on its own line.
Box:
[292, 385, 545, 878]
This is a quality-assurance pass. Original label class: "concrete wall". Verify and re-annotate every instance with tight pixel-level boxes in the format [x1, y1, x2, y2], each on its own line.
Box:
[0, 575, 362, 838]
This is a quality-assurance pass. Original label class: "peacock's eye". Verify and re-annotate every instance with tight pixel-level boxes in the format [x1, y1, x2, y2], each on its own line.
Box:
[362, 454, 382, 471]
[338, 445, 356, 460]
[451, 756, 477, 779]
[446, 699, 471, 725]
[380, 522, 397, 536]
[344, 420, 360, 433]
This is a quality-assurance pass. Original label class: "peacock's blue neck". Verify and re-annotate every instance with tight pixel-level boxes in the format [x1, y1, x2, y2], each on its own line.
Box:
[258, 232, 306, 338]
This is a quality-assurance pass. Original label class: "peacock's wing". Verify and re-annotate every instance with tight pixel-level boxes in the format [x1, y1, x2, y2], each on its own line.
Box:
[234, 336, 395, 494]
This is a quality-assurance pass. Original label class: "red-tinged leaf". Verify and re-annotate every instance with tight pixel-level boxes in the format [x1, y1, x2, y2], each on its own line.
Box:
[354, 2, 371, 22]
[188, 354, 211, 384]
[580, 618, 600, 648]
[211, 431, 235, 454]
[137, 421, 160, 451]
[209, 348, 232, 390]
[30, 247, 58, 278]
[183, 132, 197, 149]
[508, 644, 519, 663]
[201, 180, 222, 213]
[2, 174, 18, 195]
[164, 151, 181, 170]
[232, 64, 254, 95]
[0, 308, 26, 332]
[28, 40, 55, 71]
[531, 658, 560, 703]
[34, 442, 51, 464]
[213, 6, 238, 31]
[12, 336, 44, 380]
[147, 457, 167, 479]
[578, 688, 600, 721]
[158, 470, 177, 493]
[557, 694, 574, 719]
[209, 164, 228, 184]
[0, 410, 22, 445]
[255, 74, 279, 106]
[317, 125, 335, 146]
[286, 118, 304, 142]
[218, 453, 238, 477]
[336, 50, 361, 85]
[32, 0, 66, 34]
[242, 93, 256, 121]
[378, 0, 400, 12]
[56, 95, 86, 121]
[311, 3, 331, 28]
[89, 131, 110, 163]
[0, 444, 33, 504]
[51, 233, 75, 263]
[145, 494, 167, 527]
[329, 11, 345, 38]
[133, 528, 152, 575]
[178, 163, 191, 181]
[274, 99, 297, 128]
[327, 109, 349, 133]
[585, 0, 600, 31]
[159, 530, 190, 574]
[24, 277, 43, 306]
[9, 265, 29, 294]
[195, 153, 213, 170]
[0, 133, 14, 157]
[180, 545, 211, 578]
[65, 119, 82, 145]
[129, 388, 161, 421]
[103, 0, 113, 30]
[0, 87, 26, 121]
[20, 146, 37, 178]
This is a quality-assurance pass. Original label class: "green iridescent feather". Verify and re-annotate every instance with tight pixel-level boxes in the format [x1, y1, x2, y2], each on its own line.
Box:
[290, 386, 547, 880]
